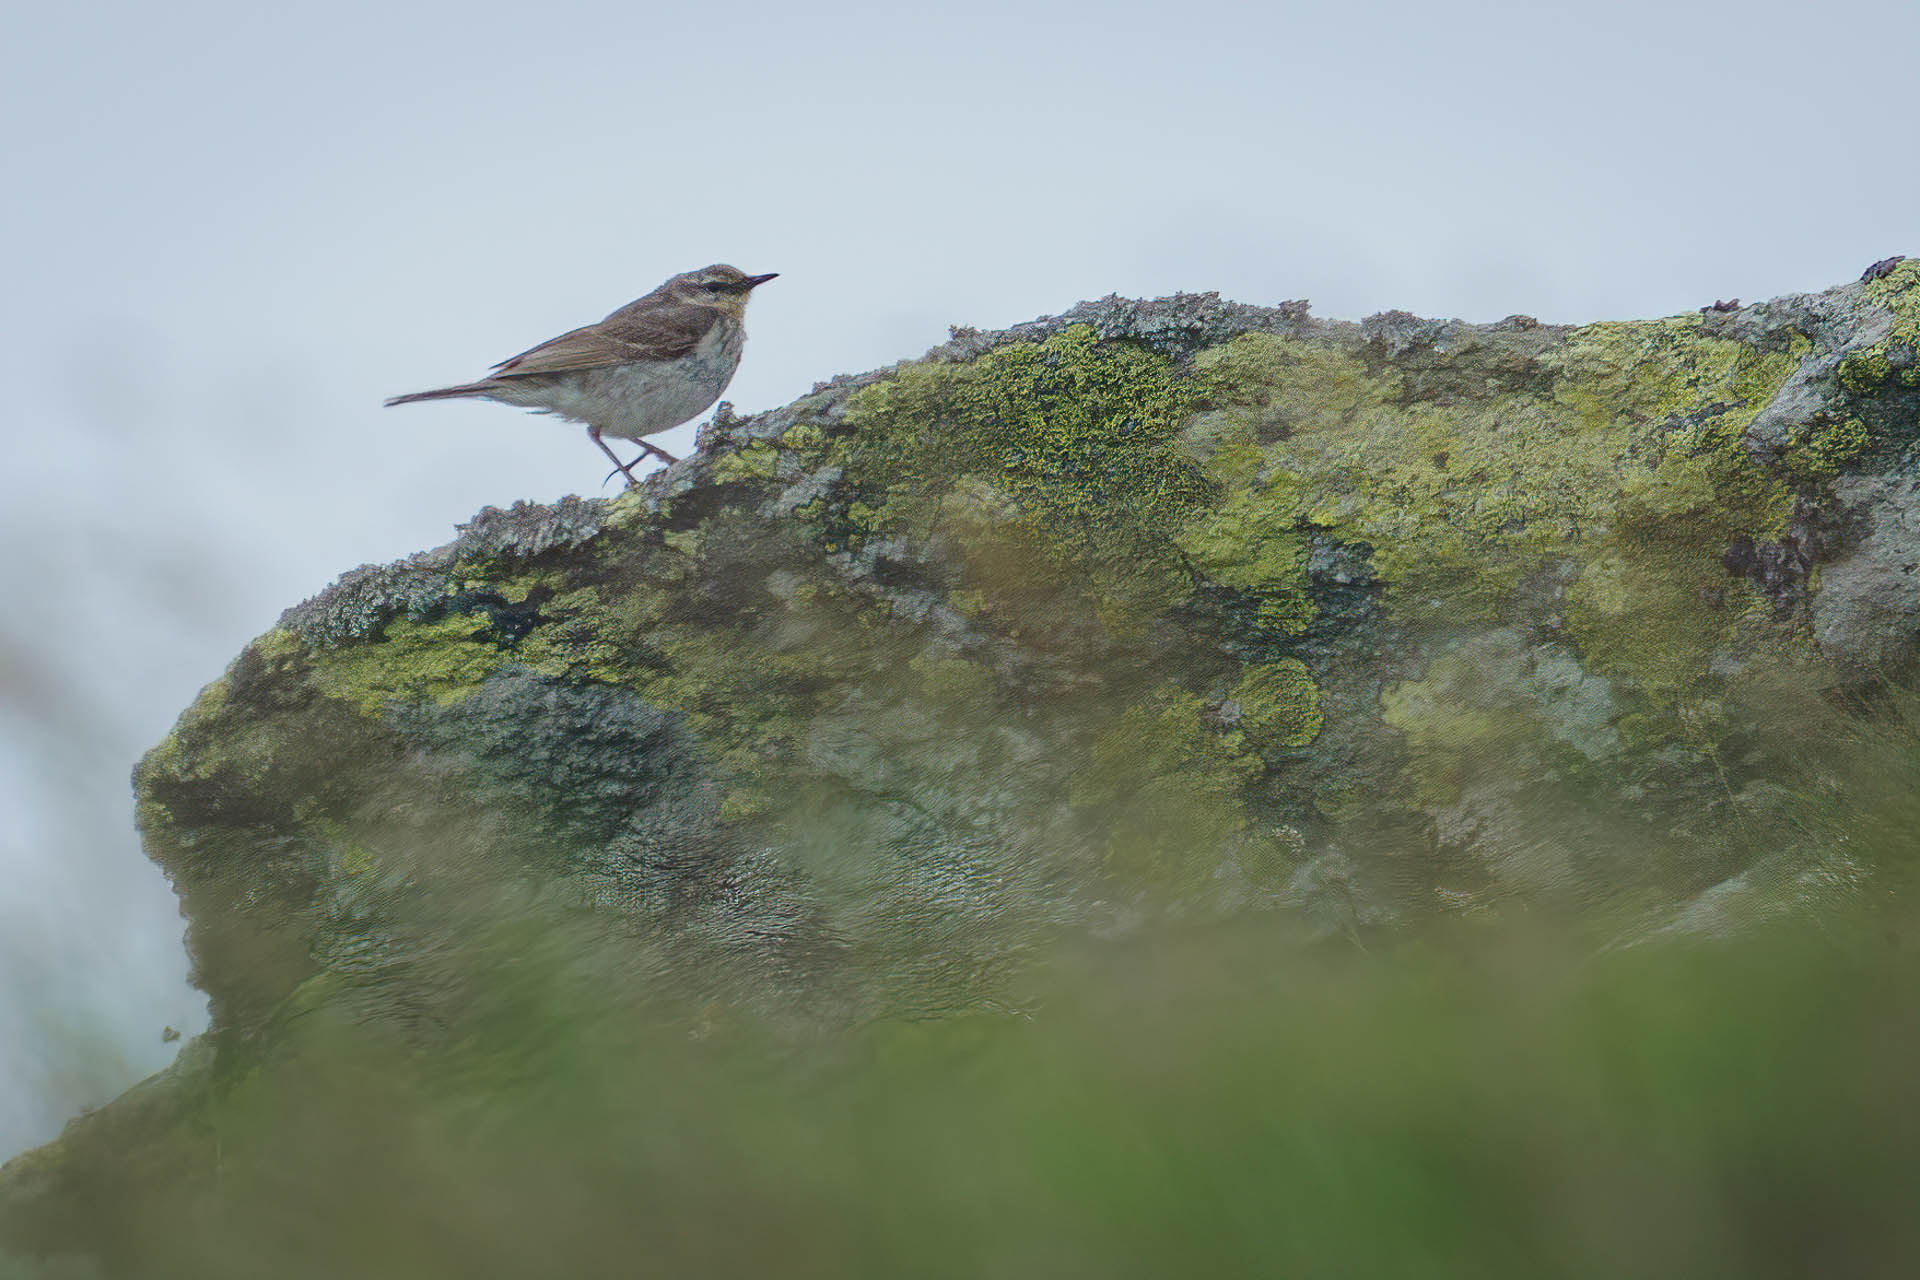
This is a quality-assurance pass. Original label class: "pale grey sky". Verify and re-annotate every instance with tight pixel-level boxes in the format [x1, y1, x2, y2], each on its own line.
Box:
[2, 0, 1913, 1154]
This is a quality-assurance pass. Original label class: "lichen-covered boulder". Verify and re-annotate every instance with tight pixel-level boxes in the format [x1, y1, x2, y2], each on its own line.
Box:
[148, 265, 1920, 1028]
[6, 263, 1918, 1261]
[137, 264, 1920, 1021]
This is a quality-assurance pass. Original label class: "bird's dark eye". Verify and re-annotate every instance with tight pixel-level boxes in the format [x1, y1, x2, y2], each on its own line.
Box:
[705, 280, 728, 291]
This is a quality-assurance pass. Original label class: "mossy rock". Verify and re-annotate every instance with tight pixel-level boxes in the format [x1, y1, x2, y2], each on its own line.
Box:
[140, 269, 1920, 1036]
[11, 267, 1920, 1265]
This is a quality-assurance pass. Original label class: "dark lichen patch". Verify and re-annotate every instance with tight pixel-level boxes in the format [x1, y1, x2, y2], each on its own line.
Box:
[388, 670, 715, 857]
[278, 499, 609, 649]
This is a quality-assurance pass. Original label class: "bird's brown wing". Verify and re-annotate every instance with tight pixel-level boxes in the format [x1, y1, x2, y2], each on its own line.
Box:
[490, 302, 715, 379]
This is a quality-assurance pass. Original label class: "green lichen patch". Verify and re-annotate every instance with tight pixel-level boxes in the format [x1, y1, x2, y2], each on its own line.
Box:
[1851, 260, 1920, 393]
[1839, 348, 1894, 394]
[306, 612, 513, 713]
[1192, 321, 1809, 707]
[138, 676, 233, 789]
[836, 325, 1209, 613]
[1231, 658, 1324, 749]
[1860, 256, 1920, 328]
[708, 442, 782, 485]
[1773, 415, 1872, 484]
[136, 627, 339, 825]
[1174, 471, 1315, 636]
[811, 323, 1328, 789]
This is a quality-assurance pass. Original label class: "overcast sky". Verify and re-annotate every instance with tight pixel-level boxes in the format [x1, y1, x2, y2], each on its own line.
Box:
[2, 0, 1913, 1156]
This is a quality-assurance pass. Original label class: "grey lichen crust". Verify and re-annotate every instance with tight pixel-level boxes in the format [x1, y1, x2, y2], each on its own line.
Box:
[281, 495, 608, 648]
[6, 262, 1919, 1252]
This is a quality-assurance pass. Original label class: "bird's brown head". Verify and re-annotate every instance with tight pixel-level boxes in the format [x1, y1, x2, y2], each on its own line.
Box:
[665, 264, 778, 317]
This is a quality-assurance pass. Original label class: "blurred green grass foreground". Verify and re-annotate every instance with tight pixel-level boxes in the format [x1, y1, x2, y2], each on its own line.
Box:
[5, 696, 1919, 1280]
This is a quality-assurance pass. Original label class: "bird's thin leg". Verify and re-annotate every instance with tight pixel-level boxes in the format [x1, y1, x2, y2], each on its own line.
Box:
[589, 426, 645, 489]
[635, 438, 679, 466]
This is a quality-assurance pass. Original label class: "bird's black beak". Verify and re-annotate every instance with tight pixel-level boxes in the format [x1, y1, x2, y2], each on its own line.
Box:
[744, 272, 779, 289]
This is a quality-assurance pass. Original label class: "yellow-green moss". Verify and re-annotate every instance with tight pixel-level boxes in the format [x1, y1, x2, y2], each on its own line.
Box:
[839, 325, 1211, 617]
[719, 789, 774, 823]
[1231, 659, 1324, 748]
[662, 529, 702, 557]
[1174, 474, 1315, 634]
[1858, 259, 1920, 389]
[1838, 348, 1892, 394]
[1778, 415, 1871, 482]
[780, 423, 825, 451]
[1565, 528, 1763, 699]
[1188, 338, 1380, 444]
[140, 676, 233, 783]
[709, 443, 781, 484]
[1860, 257, 1920, 328]
[306, 613, 511, 714]
[1194, 320, 1808, 706]
[849, 326, 1197, 526]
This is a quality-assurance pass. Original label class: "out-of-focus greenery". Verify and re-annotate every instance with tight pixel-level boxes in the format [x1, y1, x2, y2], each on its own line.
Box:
[7, 693, 1919, 1280]
[17, 916, 1920, 1279]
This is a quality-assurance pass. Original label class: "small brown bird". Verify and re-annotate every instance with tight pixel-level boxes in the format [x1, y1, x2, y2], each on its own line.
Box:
[385, 264, 777, 485]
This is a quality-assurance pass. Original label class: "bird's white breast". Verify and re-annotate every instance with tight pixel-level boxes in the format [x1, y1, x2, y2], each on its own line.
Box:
[500, 321, 747, 440]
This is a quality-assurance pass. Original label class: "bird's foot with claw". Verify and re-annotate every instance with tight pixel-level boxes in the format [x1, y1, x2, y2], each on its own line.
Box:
[602, 461, 645, 489]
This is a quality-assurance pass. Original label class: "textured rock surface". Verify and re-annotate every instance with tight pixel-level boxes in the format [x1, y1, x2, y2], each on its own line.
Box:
[6, 262, 1919, 1257]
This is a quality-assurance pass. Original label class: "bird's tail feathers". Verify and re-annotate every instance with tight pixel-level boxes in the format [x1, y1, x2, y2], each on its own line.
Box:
[383, 382, 497, 408]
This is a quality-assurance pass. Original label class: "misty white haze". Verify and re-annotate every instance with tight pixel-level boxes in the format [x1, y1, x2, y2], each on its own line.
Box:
[1, 0, 1913, 1157]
